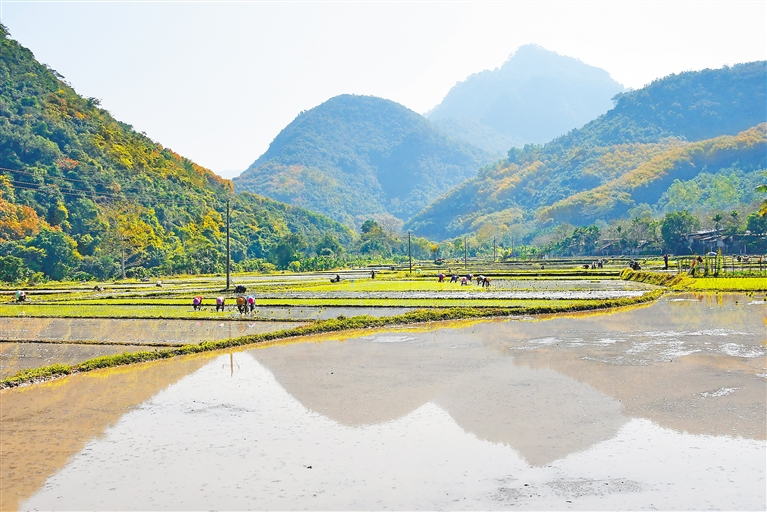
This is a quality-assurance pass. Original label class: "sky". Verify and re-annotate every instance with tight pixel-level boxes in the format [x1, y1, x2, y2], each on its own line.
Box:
[1, 1, 765, 178]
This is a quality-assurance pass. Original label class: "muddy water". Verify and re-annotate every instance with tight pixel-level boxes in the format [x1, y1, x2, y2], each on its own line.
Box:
[0, 342, 152, 378]
[2, 293, 765, 510]
[0, 317, 301, 345]
[0, 318, 304, 378]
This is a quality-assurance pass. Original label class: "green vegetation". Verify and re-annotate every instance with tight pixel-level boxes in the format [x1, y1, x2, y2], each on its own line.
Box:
[408, 62, 767, 248]
[679, 277, 767, 291]
[538, 127, 766, 225]
[621, 269, 767, 291]
[0, 288, 664, 389]
[233, 94, 492, 226]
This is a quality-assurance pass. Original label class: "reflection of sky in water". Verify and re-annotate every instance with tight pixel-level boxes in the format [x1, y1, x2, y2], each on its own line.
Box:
[505, 294, 766, 366]
[0, 317, 300, 344]
[12, 292, 767, 510]
[22, 354, 766, 511]
[569, 329, 767, 364]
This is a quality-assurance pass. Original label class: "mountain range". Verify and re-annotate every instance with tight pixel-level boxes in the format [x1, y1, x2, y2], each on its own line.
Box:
[407, 61, 767, 239]
[1, 19, 765, 282]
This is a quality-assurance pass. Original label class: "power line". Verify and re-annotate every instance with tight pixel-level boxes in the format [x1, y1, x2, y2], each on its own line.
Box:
[4, 178, 203, 206]
[5, 178, 117, 197]
[0, 165, 219, 207]
[0, 165, 116, 187]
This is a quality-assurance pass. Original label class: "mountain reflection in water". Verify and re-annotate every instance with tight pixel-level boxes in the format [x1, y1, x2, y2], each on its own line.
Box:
[4, 293, 765, 510]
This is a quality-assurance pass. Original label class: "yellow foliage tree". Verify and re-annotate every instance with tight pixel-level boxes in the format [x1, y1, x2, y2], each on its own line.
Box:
[0, 184, 45, 241]
[101, 203, 162, 279]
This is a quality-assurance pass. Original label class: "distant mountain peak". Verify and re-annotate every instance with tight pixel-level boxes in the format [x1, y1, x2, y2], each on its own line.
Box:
[426, 45, 624, 153]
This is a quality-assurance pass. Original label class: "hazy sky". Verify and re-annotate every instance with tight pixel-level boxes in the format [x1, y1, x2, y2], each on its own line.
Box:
[2, 1, 765, 178]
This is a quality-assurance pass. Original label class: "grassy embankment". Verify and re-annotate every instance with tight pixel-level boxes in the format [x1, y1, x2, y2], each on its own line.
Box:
[0, 289, 664, 389]
[620, 269, 767, 292]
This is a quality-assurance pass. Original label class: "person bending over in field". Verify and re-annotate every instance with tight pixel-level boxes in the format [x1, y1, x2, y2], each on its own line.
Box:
[247, 295, 256, 313]
[216, 296, 226, 312]
[192, 295, 203, 311]
[236, 295, 247, 314]
[438, 273, 445, 282]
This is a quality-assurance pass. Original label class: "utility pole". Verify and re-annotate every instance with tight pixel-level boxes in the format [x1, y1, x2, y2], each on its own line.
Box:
[226, 198, 231, 291]
[408, 231, 412, 274]
[464, 237, 467, 269]
[493, 237, 496, 263]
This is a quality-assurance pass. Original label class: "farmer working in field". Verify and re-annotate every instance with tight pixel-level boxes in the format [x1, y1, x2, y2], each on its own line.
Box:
[236, 295, 247, 314]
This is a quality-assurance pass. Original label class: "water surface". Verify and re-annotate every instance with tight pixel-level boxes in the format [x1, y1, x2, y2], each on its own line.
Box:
[2, 293, 764, 510]
[0, 317, 300, 345]
[0, 342, 152, 378]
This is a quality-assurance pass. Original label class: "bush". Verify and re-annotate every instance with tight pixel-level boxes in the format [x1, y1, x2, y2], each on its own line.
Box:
[79, 255, 120, 280]
[68, 271, 94, 282]
[238, 258, 276, 273]
[0, 255, 31, 283]
[126, 266, 151, 279]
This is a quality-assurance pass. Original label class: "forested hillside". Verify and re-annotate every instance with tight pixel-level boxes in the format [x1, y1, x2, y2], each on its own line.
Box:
[408, 62, 767, 240]
[0, 24, 353, 281]
[426, 45, 625, 153]
[232, 95, 492, 227]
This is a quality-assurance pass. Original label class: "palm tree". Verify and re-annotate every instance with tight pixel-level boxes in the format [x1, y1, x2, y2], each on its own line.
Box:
[712, 213, 723, 231]
[757, 171, 767, 216]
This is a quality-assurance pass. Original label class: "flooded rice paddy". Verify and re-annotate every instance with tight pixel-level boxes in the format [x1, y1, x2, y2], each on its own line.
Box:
[0, 317, 302, 345]
[1, 292, 764, 510]
[0, 342, 153, 378]
[0, 318, 303, 377]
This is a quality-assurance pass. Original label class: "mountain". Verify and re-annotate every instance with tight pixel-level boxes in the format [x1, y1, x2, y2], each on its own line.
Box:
[232, 95, 492, 227]
[0, 24, 353, 280]
[426, 45, 625, 153]
[408, 62, 767, 240]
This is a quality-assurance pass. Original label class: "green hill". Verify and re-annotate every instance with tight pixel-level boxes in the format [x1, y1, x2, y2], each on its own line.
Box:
[232, 95, 492, 227]
[0, 24, 353, 280]
[407, 62, 767, 240]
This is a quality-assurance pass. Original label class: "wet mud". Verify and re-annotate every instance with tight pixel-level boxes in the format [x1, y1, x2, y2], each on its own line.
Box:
[0, 342, 150, 378]
[2, 293, 765, 510]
